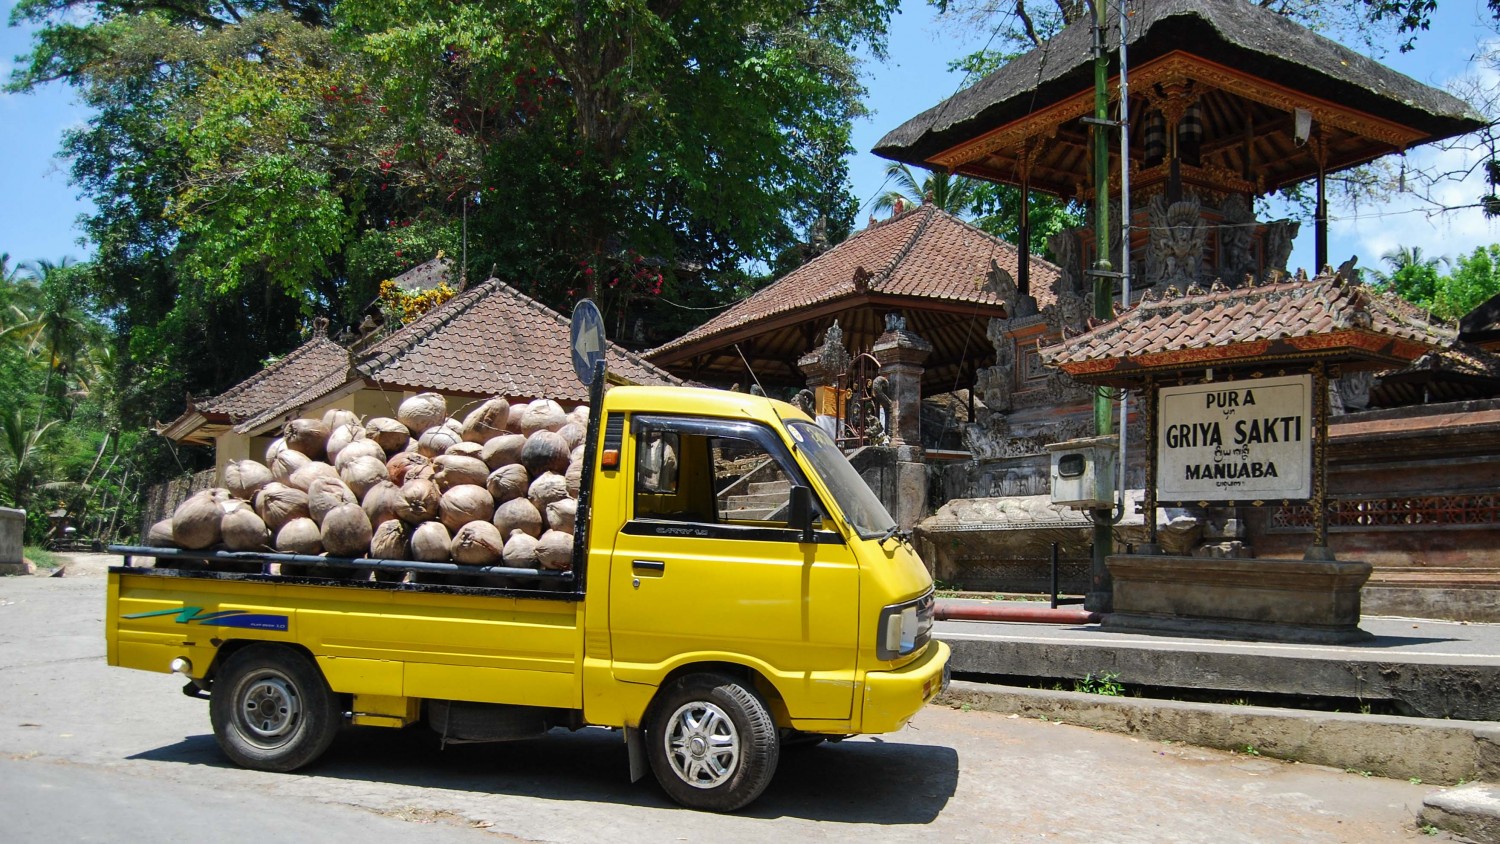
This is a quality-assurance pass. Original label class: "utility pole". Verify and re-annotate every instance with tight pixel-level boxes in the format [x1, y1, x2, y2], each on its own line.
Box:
[1086, 0, 1116, 613]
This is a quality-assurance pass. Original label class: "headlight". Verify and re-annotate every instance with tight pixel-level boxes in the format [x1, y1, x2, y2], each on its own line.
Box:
[876, 591, 934, 660]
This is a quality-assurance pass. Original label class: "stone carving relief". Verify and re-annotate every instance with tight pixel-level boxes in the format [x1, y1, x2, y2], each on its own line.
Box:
[817, 319, 852, 376]
[1145, 194, 1207, 288]
[1262, 219, 1299, 278]
[1219, 194, 1257, 283]
[1332, 371, 1375, 414]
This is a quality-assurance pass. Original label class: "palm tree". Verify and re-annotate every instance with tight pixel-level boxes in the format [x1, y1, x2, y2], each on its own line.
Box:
[0, 408, 59, 510]
[1370, 245, 1448, 284]
[873, 162, 982, 217]
[1368, 245, 1448, 309]
[1, 258, 102, 423]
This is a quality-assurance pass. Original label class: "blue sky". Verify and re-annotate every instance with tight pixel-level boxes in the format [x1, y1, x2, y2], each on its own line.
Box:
[3, 0, 1500, 278]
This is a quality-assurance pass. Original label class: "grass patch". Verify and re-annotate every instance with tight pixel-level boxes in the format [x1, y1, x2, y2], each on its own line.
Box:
[23, 546, 59, 569]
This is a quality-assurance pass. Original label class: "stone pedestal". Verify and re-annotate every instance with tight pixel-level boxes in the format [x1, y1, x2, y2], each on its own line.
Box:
[872, 322, 932, 447]
[1103, 554, 1372, 644]
[0, 508, 28, 575]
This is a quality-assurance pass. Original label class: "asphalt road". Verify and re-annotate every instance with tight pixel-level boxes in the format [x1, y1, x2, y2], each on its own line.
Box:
[0, 555, 1444, 842]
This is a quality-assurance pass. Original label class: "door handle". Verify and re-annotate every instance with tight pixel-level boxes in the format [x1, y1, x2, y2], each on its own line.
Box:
[632, 559, 666, 573]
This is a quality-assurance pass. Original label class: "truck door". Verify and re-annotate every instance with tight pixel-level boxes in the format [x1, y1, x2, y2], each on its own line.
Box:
[608, 414, 859, 720]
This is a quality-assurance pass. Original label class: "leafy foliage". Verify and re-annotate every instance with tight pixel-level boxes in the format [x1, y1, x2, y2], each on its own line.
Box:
[1370, 243, 1500, 320]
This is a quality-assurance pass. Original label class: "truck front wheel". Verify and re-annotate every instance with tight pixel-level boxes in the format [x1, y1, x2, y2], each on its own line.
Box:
[646, 673, 780, 812]
[209, 645, 341, 772]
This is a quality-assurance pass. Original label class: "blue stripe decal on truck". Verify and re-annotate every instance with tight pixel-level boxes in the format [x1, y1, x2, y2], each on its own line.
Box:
[123, 606, 289, 631]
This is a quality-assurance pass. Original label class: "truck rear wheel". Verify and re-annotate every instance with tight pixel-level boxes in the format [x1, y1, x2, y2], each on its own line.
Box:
[209, 645, 340, 772]
[646, 673, 780, 812]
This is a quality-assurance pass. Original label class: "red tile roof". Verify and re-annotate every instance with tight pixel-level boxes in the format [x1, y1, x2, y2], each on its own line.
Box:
[355, 277, 682, 402]
[649, 204, 1059, 358]
[195, 328, 351, 424]
[1042, 275, 1456, 382]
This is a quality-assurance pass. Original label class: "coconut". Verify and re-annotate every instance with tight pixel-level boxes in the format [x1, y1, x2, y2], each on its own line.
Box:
[224, 460, 273, 501]
[306, 477, 357, 526]
[325, 423, 367, 464]
[528, 471, 570, 513]
[439, 484, 495, 532]
[270, 448, 311, 484]
[555, 422, 586, 451]
[365, 417, 411, 453]
[288, 460, 339, 492]
[222, 507, 271, 551]
[451, 521, 506, 565]
[446, 441, 485, 461]
[546, 497, 578, 534]
[396, 478, 441, 524]
[147, 518, 176, 547]
[340, 454, 389, 500]
[334, 437, 385, 472]
[410, 521, 452, 562]
[322, 503, 373, 557]
[265, 437, 287, 463]
[362, 480, 404, 528]
[502, 530, 540, 567]
[461, 398, 512, 443]
[418, 424, 462, 458]
[275, 517, 323, 555]
[433, 454, 490, 490]
[493, 497, 543, 539]
[322, 407, 360, 431]
[283, 418, 330, 459]
[397, 392, 447, 436]
[567, 405, 590, 427]
[565, 459, 583, 498]
[481, 434, 527, 470]
[255, 482, 310, 532]
[369, 518, 409, 560]
[519, 399, 567, 435]
[536, 530, 574, 571]
[486, 464, 530, 503]
[522, 431, 571, 476]
[172, 489, 230, 549]
[386, 451, 431, 486]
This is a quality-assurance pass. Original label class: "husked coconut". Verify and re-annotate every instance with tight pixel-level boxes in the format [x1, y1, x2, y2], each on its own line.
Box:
[322, 503, 373, 557]
[222, 507, 271, 551]
[283, 418, 330, 459]
[521, 431, 571, 476]
[570, 444, 585, 463]
[451, 521, 505, 565]
[481, 434, 527, 470]
[340, 454, 389, 500]
[334, 437, 385, 471]
[369, 519, 409, 560]
[461, 398, 511, 443]
[410, 521, 452, 562]
[270, 448, 311, 483]
[147, 518, 176, 547]
[172, 489, 231, 549]
[255, 482, 310, 532]
[555, 422, 586, 451]
[397, 392, 447, 436]
[446, 441, 484, 460]
[418, 424, 462, 458]
[487, 464, 530, 503]
[307, 477, 357, 525]
[275, 517, 323, 555]
[546, 497, 578, 534]
[325, 423, 366, 464]
[535, 530, 574, 571]
[505, 402, 527, 433]
[493, 497, 542, 539]
[519, 399, 567, 435]
[528, 472, 569, 513]
[265, 437, 287, 463]
[386, 451, 431, 486]
[322, 407, 360, 431]
[442, 416, 463, 432]
[288, 460, 339, 492]
[565, 458, 583, 497]
[439, 484, 495, 532]
[365, 417, 410, 453]
[396, 478, 441, 524]
[224, 460, 273, 501]
[567, 405, 589, 427]
[433, 454, 490, 490]
[361, 480, 404, 528]
[502, 530, 540, 567]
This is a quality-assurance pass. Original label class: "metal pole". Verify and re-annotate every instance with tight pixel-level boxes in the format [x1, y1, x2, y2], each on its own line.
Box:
[1086, 0, 1115, 613]
[1117, 0, 1133, 546]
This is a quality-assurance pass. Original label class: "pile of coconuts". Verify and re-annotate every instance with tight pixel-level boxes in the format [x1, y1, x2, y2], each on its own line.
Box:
[146, 393, 588, 581]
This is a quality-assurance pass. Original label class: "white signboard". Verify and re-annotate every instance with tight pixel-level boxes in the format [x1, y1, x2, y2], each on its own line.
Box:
[1157, 374, 1313, 501]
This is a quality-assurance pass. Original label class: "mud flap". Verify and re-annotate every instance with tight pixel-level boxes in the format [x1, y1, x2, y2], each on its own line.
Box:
[625, 727, 647, 783]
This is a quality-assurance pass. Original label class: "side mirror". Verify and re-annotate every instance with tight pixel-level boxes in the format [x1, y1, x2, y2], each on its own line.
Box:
[788, 484, 814, 543]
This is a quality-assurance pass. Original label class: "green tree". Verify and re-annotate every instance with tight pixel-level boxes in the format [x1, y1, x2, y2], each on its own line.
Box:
[1368, 244, 1448, 304]
[874, 162, 981, 215]
[1437, 244, 1500, 320]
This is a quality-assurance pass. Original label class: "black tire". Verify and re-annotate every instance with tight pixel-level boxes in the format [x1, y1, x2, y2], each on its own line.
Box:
[209, 645, 341, 772]
[645, 672, 780, 812]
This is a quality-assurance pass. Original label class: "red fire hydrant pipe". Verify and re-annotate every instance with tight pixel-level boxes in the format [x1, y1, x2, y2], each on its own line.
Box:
[934, 601, 1100, 625]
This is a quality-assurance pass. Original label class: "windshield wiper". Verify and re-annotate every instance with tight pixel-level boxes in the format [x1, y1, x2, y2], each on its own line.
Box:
[878, 525, 910, 549]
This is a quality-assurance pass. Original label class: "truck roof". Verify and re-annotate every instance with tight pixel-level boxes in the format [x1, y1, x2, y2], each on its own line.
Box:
[602, 385, 810, 425]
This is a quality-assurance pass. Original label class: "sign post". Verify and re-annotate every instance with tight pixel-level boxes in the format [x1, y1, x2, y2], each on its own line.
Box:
[570, 299, 606, 387]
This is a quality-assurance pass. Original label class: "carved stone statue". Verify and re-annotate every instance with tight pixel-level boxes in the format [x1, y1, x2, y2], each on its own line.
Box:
[1219, 195, 1257, 284]
[1263, 219, 1300, 278]
[1146, 195, 1207, 288]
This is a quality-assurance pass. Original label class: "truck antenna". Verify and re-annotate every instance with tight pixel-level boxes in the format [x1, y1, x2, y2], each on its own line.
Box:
[732, 344, 767, 397]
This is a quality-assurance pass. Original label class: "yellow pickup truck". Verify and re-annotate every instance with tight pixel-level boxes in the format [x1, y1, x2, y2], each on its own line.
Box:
[108, 386, 948, 811]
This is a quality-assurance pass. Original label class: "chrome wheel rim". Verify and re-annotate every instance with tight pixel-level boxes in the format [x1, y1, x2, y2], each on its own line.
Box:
[239, 671, 301, 743]
[663, 701, 739, 789]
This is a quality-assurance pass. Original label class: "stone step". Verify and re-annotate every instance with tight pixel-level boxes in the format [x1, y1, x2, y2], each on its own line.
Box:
[725, 492, 786, 509]
[1421, 785, 1500, 843]
[748, 481, 790, 495]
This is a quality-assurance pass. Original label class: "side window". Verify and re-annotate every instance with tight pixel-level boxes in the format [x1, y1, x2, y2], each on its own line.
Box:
[711, 435, 795, 524]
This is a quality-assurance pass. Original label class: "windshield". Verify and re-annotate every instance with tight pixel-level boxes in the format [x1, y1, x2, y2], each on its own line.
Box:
[784, 419, 898, 539]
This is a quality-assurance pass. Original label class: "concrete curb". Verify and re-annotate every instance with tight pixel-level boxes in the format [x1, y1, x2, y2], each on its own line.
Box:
[935, 680, 1500, 786]
[1421, 785, 1500, 843]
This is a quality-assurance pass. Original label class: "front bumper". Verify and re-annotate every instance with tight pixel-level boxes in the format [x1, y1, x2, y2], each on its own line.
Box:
[858, 639, 951, 733]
